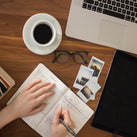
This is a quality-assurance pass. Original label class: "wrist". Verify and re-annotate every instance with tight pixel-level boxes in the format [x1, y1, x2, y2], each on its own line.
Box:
[0, 105, 17, 129]
[4, 105, 18, 121]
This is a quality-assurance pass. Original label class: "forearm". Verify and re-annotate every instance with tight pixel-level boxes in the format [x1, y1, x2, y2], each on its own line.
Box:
[0, 105, 17, 129]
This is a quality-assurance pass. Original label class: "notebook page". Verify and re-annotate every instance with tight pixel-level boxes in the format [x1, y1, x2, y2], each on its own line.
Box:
[36, 89, 94, 137]
[8, 63, 68, 129]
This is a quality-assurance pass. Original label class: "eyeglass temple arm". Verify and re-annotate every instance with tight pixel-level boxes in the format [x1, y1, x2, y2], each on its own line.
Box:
[52, 52, 65, 63]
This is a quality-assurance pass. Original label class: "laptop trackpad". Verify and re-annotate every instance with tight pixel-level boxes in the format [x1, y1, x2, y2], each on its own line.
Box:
[98, 19, 126, 46]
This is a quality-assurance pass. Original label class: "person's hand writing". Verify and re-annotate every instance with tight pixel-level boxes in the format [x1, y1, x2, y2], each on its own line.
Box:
[51, 106, 75, 137]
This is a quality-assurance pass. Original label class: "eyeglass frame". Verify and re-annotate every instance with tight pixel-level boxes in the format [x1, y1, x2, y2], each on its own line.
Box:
[52, 51, 89, 64]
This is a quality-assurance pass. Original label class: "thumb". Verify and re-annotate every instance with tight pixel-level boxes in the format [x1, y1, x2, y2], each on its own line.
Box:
[52, 106, 62, 126]
[30, 103, 47, 115]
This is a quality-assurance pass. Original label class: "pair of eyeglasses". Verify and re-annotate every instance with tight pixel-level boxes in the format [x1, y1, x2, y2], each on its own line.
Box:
[52, 51, 88, 64]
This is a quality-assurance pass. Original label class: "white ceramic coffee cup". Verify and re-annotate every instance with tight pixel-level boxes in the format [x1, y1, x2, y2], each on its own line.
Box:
[31, 20, 56, 47]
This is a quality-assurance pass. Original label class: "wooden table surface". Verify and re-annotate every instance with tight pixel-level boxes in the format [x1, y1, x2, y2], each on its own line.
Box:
[0, 0, 130, 137]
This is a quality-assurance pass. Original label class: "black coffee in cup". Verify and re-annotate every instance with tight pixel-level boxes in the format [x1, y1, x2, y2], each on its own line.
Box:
[33, 24, 53, 44]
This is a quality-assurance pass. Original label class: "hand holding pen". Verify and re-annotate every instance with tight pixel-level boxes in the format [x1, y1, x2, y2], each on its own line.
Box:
[51, 106, 76, 137]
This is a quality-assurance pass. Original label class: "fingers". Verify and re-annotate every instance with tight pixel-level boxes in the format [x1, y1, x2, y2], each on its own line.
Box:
[23, 80, 55, 99]
[52, 106, 62, 126]
[62, 110, 75, 129]
[36, 91, 55, 103]
[24, 79, 41, 91]
[29, 103, 47, 115]
[24, 80, 55, 108]
[29, 82, 51, 93]
[24, 80, 54, 95]
[62, 110, 71, 122]
[52, 106, 75, 131]
[33, 83, 55, 98]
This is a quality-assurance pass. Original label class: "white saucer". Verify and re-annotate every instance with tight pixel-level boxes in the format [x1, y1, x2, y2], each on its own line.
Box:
[23, 13, 62, 55]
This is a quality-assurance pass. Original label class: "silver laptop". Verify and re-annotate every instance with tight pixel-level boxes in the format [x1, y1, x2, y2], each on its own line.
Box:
[66, 0, 137, 55]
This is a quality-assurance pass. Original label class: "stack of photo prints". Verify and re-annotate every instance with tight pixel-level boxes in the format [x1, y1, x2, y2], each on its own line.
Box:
[73, 56, 104, 103]
[0, 67, 15, 100]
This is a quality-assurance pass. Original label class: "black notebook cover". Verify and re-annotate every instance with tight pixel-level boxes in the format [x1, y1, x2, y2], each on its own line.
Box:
[92, 50, 137, 137]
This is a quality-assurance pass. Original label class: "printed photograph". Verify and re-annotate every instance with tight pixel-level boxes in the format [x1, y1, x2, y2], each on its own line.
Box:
[88, 56, 104, 77]
[73, 65, 94, 89]
[77, 79, 101, 103]
[80, 85, 93, 99]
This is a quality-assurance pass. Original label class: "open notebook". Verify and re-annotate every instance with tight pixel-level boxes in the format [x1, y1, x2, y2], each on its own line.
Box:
[8, 63, 94, 137]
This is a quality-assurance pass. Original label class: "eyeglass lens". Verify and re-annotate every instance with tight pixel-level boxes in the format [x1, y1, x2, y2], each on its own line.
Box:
[73, 52, 88, 63]
[55, 51, 70, 63]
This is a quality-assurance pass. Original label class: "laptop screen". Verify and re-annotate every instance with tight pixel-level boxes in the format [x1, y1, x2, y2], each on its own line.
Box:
[92, 50, 137, 137]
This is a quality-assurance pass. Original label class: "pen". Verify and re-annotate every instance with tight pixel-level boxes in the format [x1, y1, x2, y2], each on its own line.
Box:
[59, 118, 77, 137]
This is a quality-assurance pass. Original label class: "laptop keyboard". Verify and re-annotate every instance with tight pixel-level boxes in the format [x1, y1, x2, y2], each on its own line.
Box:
[82, 0, 137, 23]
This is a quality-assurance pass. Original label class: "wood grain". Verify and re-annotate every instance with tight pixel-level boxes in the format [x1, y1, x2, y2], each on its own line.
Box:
[0, 0, 125, 137]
